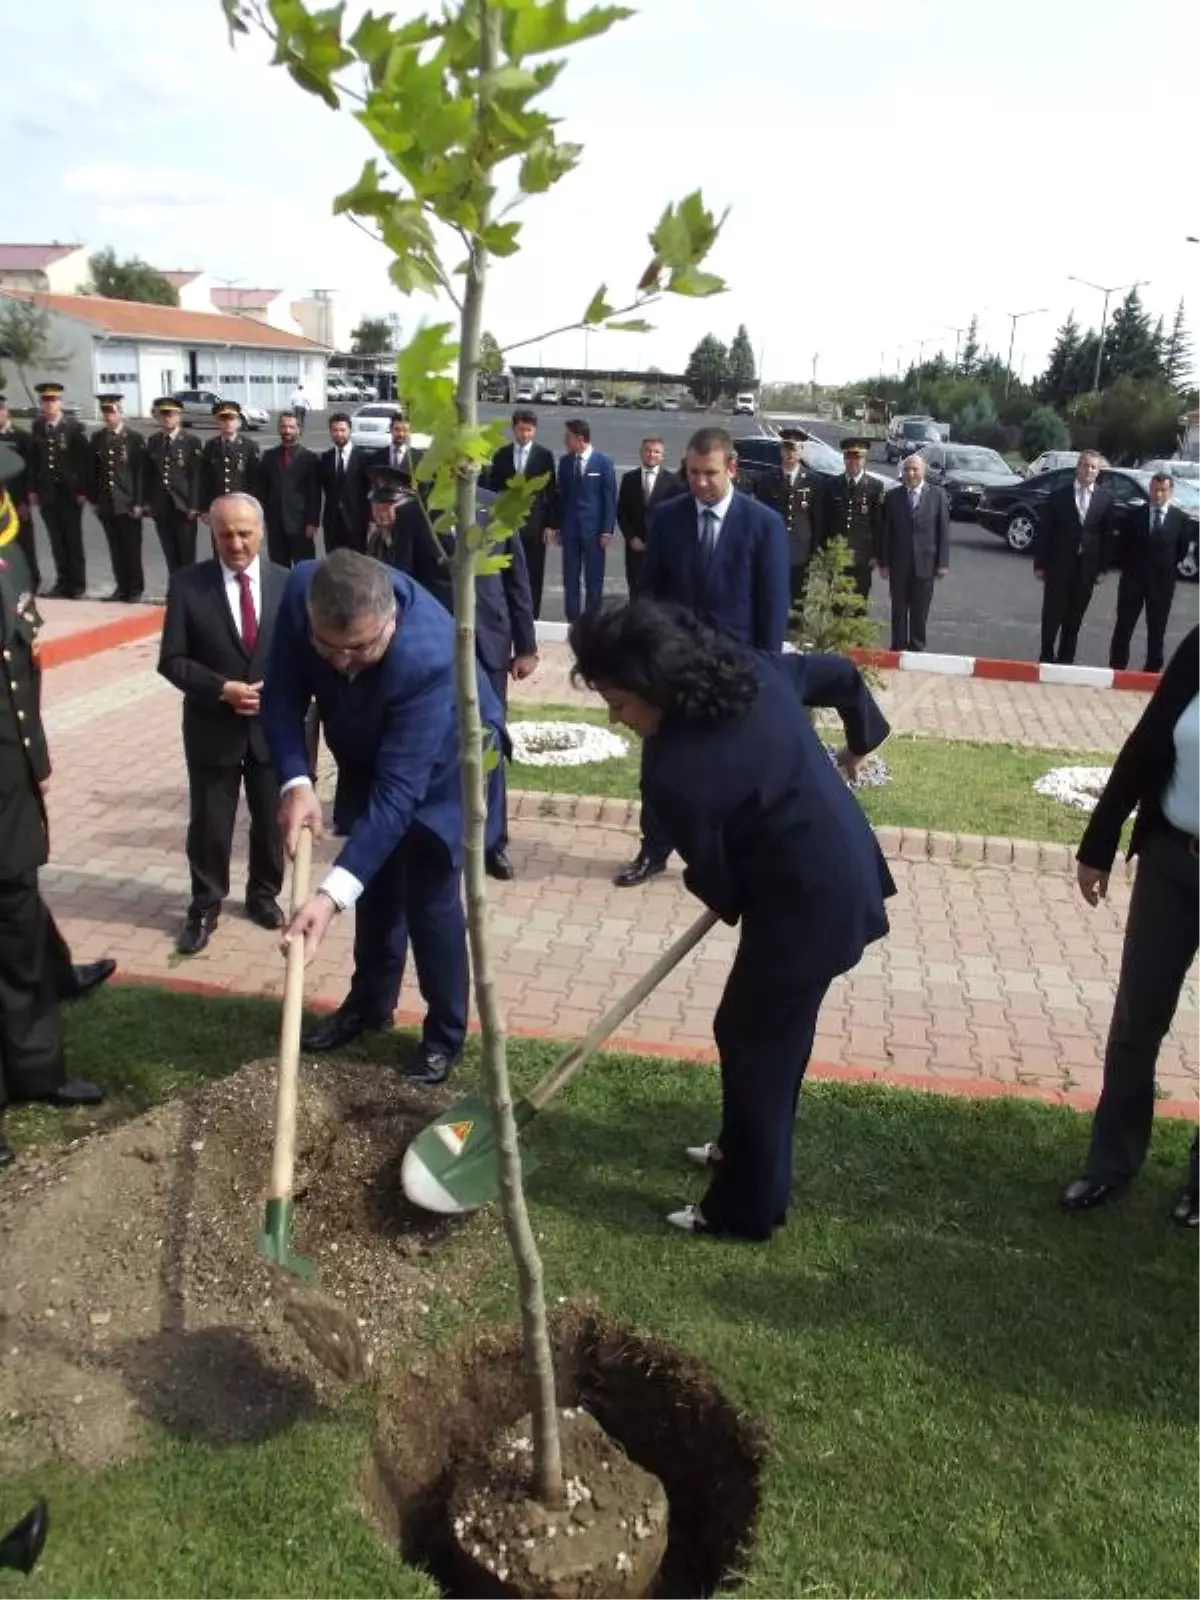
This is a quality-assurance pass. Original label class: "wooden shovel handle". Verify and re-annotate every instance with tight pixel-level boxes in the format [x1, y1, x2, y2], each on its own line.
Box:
[268, 828, 314, 1203]
[525, 908, 720, 1113]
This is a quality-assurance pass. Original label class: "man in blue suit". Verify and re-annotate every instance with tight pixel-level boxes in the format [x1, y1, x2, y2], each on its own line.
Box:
[614, 425, 790, 887]
[262, 549, 504, 1085]
[549, 418, 617, 621]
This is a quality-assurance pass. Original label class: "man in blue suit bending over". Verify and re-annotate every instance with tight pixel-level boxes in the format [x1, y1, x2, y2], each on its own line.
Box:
[549, 418, 617, 621]
[262, 549, 504, 1085]
[614, 425, 790, 888]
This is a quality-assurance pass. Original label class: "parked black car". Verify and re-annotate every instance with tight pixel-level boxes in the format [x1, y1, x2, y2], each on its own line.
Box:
[977, 466, 1199, 581]
[733, 432, 890, 494]
[915, 443, 1023, 521]
[884, 418, 942, 463]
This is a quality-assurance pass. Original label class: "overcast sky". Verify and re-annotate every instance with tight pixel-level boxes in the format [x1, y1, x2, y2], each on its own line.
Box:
[9, 0, 1198, 385]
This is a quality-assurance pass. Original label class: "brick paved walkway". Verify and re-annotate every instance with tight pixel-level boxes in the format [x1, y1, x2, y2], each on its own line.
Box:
[36, 634, 1196, 1110]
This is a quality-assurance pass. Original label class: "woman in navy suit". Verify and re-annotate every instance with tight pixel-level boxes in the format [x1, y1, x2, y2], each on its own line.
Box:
[569, 600, 895, 1240]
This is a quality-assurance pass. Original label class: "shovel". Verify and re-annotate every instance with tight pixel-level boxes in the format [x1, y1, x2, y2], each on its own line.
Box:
[258, 826, 366, 1381]
[402, 907, 720, 1216]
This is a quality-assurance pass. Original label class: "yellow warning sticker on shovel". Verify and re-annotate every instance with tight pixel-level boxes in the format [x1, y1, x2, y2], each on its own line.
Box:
[434, 1119, 474, 1158]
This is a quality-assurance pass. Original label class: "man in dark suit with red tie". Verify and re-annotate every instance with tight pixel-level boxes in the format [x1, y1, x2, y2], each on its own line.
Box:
[259, 411, 321, 568]
[486, 409, 557, 617]
[1034, 450, 1115, 664]
[616, 436, 683, 596]
[879, 451, 950, 652]
[1109, 472, 1191, 674]
[157, 493, 288, 956]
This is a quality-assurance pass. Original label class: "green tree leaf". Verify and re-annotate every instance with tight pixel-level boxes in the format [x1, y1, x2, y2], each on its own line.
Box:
[508, 1, 633, 58]
[606, 318, 653, 333]
[583, 285, 614, 325]
[667, 265, 725, 298]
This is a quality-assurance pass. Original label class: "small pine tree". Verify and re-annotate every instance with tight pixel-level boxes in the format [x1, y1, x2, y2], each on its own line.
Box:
[792, 537, 880, 665]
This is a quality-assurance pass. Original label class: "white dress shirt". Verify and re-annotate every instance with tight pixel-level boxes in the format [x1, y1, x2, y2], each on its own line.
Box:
[514, 441, 529, 474]
[693, 485, 735, 548]
[1075, 482, 1092, 521]
[1162, 694, 1200, 838]
[642, 465, 659, 498]
[221, 553, 261, 632]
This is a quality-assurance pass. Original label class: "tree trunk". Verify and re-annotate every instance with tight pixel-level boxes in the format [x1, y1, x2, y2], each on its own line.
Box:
[444, 0, 565, 1513]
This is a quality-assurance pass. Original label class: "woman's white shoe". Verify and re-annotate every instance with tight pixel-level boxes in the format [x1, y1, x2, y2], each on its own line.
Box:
[685, 1141, 722, 1168]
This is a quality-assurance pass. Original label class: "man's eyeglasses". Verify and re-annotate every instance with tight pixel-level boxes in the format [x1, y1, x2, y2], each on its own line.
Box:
[308, 612, 393, 663]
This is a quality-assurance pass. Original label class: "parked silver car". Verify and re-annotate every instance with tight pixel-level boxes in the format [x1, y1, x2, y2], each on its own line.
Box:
[172, 388, 269, 430]
[349, 402, 430, 454]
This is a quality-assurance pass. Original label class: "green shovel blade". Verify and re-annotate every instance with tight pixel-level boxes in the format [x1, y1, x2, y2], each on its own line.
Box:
[258, 1196, 317, 1281]
[401, 1094, 539, 1215]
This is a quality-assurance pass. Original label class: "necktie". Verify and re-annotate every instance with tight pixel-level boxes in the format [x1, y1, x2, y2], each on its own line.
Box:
[236, 571, 258, 652]
[1152, 507, 1163, 537]
[336, 451, 345, 489]
[393, 446, 403, 470]
[643, 470, 653, 500]
[576, 454, 584, 479]
[909, 489, 920, 513]
[516, 447, 526, 474]
[282, 446, 291, 470]
[699, 508, 717, 569]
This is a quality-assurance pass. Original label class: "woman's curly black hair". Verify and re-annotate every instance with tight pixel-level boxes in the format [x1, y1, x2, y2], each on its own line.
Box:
[569, 600, 760, 726]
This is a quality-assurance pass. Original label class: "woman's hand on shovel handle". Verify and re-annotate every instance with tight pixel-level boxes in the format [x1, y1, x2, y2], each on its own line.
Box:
[282, 893, 336, 964]
[278, 784, 323, 857]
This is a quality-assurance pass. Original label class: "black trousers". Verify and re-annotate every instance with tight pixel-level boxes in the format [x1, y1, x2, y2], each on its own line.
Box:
[520, 527, 547, 619]
[267, 525, 316, 569]
[98, 511, 145, 599]
[16, 512, 40, 590]
[1109, 565, 1176, 673]
[154, 505, 197, 576]
[624, 542, 647, 597]
[1039, 561, 1097, 664]
[1086, 829, 1199, 1190]
[699, 907, 832, 1239]
[889, 572, 935, 651]
[345, 828, 468, 1059]
[323, 515, 365, 556]
[850, 561, 872, 602]
[38, 497, 85, 595]
[486, 665, 510, 851]
[788, 561, 809, 608]
[186, 756, 284, 919]
[0, 873, 73, 1108]
[637, 743, 673, 866]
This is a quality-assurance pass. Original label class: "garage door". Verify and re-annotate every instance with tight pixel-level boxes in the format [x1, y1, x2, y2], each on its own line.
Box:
[94, 344, 141, 419]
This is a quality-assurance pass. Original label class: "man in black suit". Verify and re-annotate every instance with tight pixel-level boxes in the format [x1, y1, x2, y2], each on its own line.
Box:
[259, 411, 320, 568]
[814, 437, 885, 599]
[616, 436, 683, 597]
[374, 412, 424, 486]
[199, 402, 260, 516]
[27, 383, 89, 598]
[318, 411, 369, 553]
[142, 397, 203, 575]
[1, 445, 109, 1166]
[1109, 472, 1190, 674]
[157, 492, 287, 956]
[754, 433, 818, 607]
[879, 452, 950, 651]
[486, 409, 557, 617]
[1033, 450, 1115, 665]
[87, 394, 146, 603]
[0, 395, 39, 592]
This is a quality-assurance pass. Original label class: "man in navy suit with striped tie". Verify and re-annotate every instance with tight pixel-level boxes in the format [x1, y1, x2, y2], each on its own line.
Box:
[614, 425, 789, 887]
[548, 418, 617, 620]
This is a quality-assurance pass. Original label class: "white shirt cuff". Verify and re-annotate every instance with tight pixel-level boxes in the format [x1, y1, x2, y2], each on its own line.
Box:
[280, 775, 313, 794]
[320, 864, 363, 910]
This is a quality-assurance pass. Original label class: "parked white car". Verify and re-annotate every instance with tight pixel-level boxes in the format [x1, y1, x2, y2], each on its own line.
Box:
[733, 392, 757, 416]
[1139, 457, 1199, 481]
[349, 402, 430, 454]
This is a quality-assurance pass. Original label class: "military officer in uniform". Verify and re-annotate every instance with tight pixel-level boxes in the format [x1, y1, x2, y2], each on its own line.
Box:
[754, 433, 818, 608]
[200, 401, 260, 515]
[0, 396, 39, 593]
[0, 444, 111, 1170]
[142, 397, 203, 575]
[27, 383, 88, 599]
[815, 437, 885, 599]
[87, 395, 146, 603]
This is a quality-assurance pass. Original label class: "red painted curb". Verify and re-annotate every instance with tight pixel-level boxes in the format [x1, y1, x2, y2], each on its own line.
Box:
[850, 647, 902, 671]
[1112, 669, 1161, 693]
[107, 971, 1197, 1121]
[41, 609, 162, 669]
[974, 656, 1040, 683]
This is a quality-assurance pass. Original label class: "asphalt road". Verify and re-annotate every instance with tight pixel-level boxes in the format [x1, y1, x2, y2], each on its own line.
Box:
[51, 403, 1198, 667]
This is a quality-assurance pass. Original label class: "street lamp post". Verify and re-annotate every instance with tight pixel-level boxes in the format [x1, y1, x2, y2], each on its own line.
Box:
[943, 324, 967, 370]
[1067, 275, 1150, 392]
[1004, 307, 1048, 396]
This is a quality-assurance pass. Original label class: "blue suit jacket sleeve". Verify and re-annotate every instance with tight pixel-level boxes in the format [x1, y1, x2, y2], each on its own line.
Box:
[645, 775, 741, 923]
[262, 568, 316, 786]
[775, 652, 890, 754]
[599, 452, 617, 536]
[752, 500, 790, 650]
[334, 655, 457, 887]
[502, 531, 537, 657]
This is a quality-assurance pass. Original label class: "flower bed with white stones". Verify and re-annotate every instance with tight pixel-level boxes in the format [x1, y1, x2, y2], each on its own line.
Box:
[509, 721, 630, 768]
[1033, 766, 1114, 813]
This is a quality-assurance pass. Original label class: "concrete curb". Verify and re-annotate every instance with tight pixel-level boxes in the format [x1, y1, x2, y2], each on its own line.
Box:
[531, 620, 1159, 693]
[510, 789, 1085, 876]
[106, 971, 1194, 1122]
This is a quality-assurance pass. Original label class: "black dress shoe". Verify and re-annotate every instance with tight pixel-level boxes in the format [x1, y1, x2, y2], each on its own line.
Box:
[0, 1138, 14, 1171]
[35, 1079, 106, 1108]
[246, 899, 285, 931]
[176, 914, 217, 956]
[0, 1497, 49, 1574]
[613, 853, 668, 889]
[44, 583, 70, 599]
[126, 591, 144, 604]
[66, 958, 117, 1002]
[486, 848, 515, 881]
[301, 1007, 389, 1053]
[1061, 1176, 1126, 1212]
[102, 588, 123, 602]
[407, 1048, 455, 1086]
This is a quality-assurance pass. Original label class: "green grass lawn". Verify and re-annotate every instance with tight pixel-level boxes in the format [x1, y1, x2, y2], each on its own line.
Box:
[2, 988, 1196, 1598]
[510, 704, 1112, 846]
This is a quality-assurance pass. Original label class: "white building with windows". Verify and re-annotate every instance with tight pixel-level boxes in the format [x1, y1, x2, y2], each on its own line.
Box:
[0, 288, 329, 417]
